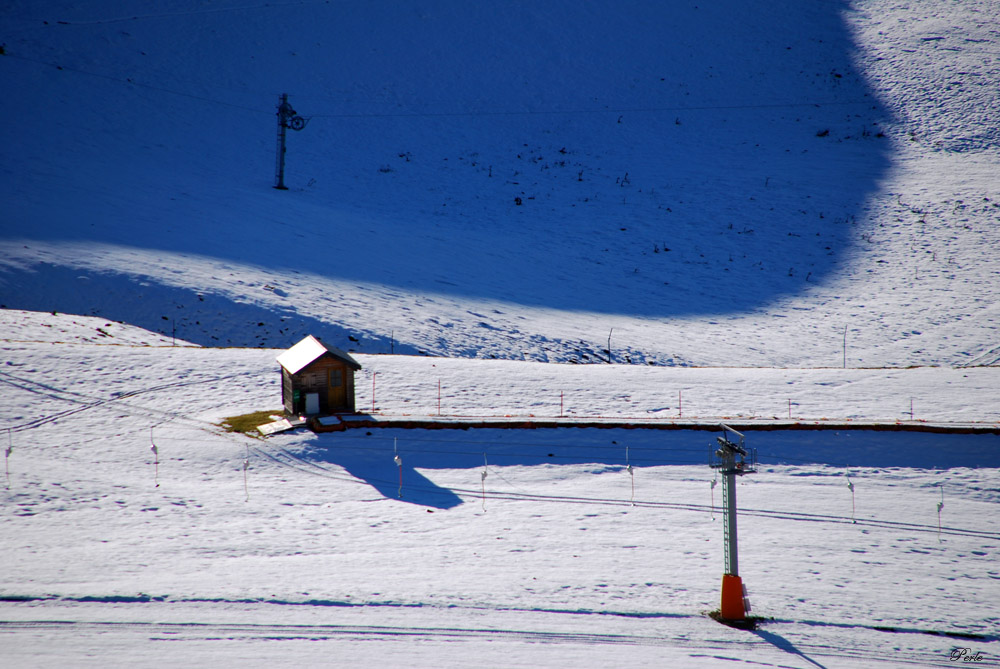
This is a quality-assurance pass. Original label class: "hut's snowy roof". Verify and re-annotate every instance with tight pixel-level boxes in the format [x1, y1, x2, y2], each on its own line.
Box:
[276, 335, 362, 374]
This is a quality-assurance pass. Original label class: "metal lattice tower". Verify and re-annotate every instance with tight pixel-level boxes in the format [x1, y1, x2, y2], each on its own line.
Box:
[721, 461, 737, 575]
[709, 424, 757, 620]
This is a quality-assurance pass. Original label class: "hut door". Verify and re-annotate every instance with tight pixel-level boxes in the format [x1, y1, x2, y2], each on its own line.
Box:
[327, 368, 345, 410]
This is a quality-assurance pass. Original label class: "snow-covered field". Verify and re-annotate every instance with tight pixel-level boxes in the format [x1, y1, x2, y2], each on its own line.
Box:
[2, 0, 999, 665]
[1, 312, 998, 667]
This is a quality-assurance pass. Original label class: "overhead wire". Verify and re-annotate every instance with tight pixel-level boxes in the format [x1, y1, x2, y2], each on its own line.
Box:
[12, 1, 331, 26]
[2, 52, 270, 115]
[5, 385, 994, 540]
[259, 445, 1000, 540]
[305, 430, 878, 470]
[304, 99, 876, 120]
[3, 368, 976, 473]
[3, 50, 877, 121]
[302, 437, 707, 464]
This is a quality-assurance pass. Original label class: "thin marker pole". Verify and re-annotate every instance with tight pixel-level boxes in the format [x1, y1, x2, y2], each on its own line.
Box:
[626, 445, 634, 507]
[481, 453, 488, 512]
[5, 428, 12, 489]
[394, 438, 402, 498]
[710, 476, 717, 521]
[846, 470, 856, 523]
[843, 325, 847, 368]
[150, 427, 159, 488]
[243, 445, 250, 502]
[937, 486, 944, 543]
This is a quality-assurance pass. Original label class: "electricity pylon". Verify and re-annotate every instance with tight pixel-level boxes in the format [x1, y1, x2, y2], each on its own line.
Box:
[709, 424, 757, 621]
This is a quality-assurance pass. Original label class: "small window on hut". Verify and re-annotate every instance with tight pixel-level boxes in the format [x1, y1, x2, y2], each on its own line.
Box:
[303, 371, 326, 389]
[329, 369, 343, 387]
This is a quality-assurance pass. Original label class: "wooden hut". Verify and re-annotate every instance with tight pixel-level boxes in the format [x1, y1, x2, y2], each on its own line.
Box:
[276, 335, 362, 415]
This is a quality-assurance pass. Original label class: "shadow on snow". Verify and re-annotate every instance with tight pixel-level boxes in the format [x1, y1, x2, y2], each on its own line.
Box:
[299, 428, 1000, 509]
[3, 2, 890, 322]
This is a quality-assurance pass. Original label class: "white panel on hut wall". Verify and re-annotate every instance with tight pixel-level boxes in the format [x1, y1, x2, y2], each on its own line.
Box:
[305, 393, 320, 414]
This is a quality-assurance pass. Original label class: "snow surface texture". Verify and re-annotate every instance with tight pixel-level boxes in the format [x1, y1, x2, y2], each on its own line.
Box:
[1, 0, 997, 367]
[2, 312, 999, 667]
[2, 0, 1000, 665]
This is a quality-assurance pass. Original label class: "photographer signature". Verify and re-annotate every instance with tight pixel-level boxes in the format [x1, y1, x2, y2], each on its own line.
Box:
[950, 648, 984, 662]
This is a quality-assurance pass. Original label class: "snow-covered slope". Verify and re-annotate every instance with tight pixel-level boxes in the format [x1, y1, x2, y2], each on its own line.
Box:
[2, 3, 1000, 661]
[1, 0, 997, 366]
[4, 309, 999, 430]
[1, 313, 998, 667]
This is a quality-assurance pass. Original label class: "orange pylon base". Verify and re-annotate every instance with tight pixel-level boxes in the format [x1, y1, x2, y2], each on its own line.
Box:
[720, 574, 746, 620]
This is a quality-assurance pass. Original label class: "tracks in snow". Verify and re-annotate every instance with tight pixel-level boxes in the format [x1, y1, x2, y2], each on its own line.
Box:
[0, 368, 254, 437]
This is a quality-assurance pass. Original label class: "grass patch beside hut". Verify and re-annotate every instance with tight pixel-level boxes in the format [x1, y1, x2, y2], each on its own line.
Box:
[221, 410, 284, 436]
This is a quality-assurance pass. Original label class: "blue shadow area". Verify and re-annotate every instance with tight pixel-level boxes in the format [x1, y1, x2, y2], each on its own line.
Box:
[751, 429, 1000, 470]
[297, 428, 1000, 508]
[752, 628, 829, 669]
[337, 457, 465, 509]
[2, 1, 890, 321]
[0, 266, 417, 352]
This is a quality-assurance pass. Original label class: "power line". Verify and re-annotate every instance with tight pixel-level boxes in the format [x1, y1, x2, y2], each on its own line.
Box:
[15, 1, 331, 27]
[2, 52, 270, 115]
[0, 368, 258, 434]
[3, 51, 876, 121]
[327, 431, 706, 453]
[313, 432, 866, 469]
[259, 448, 1000, 540]
[307, 99, 875, 120]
